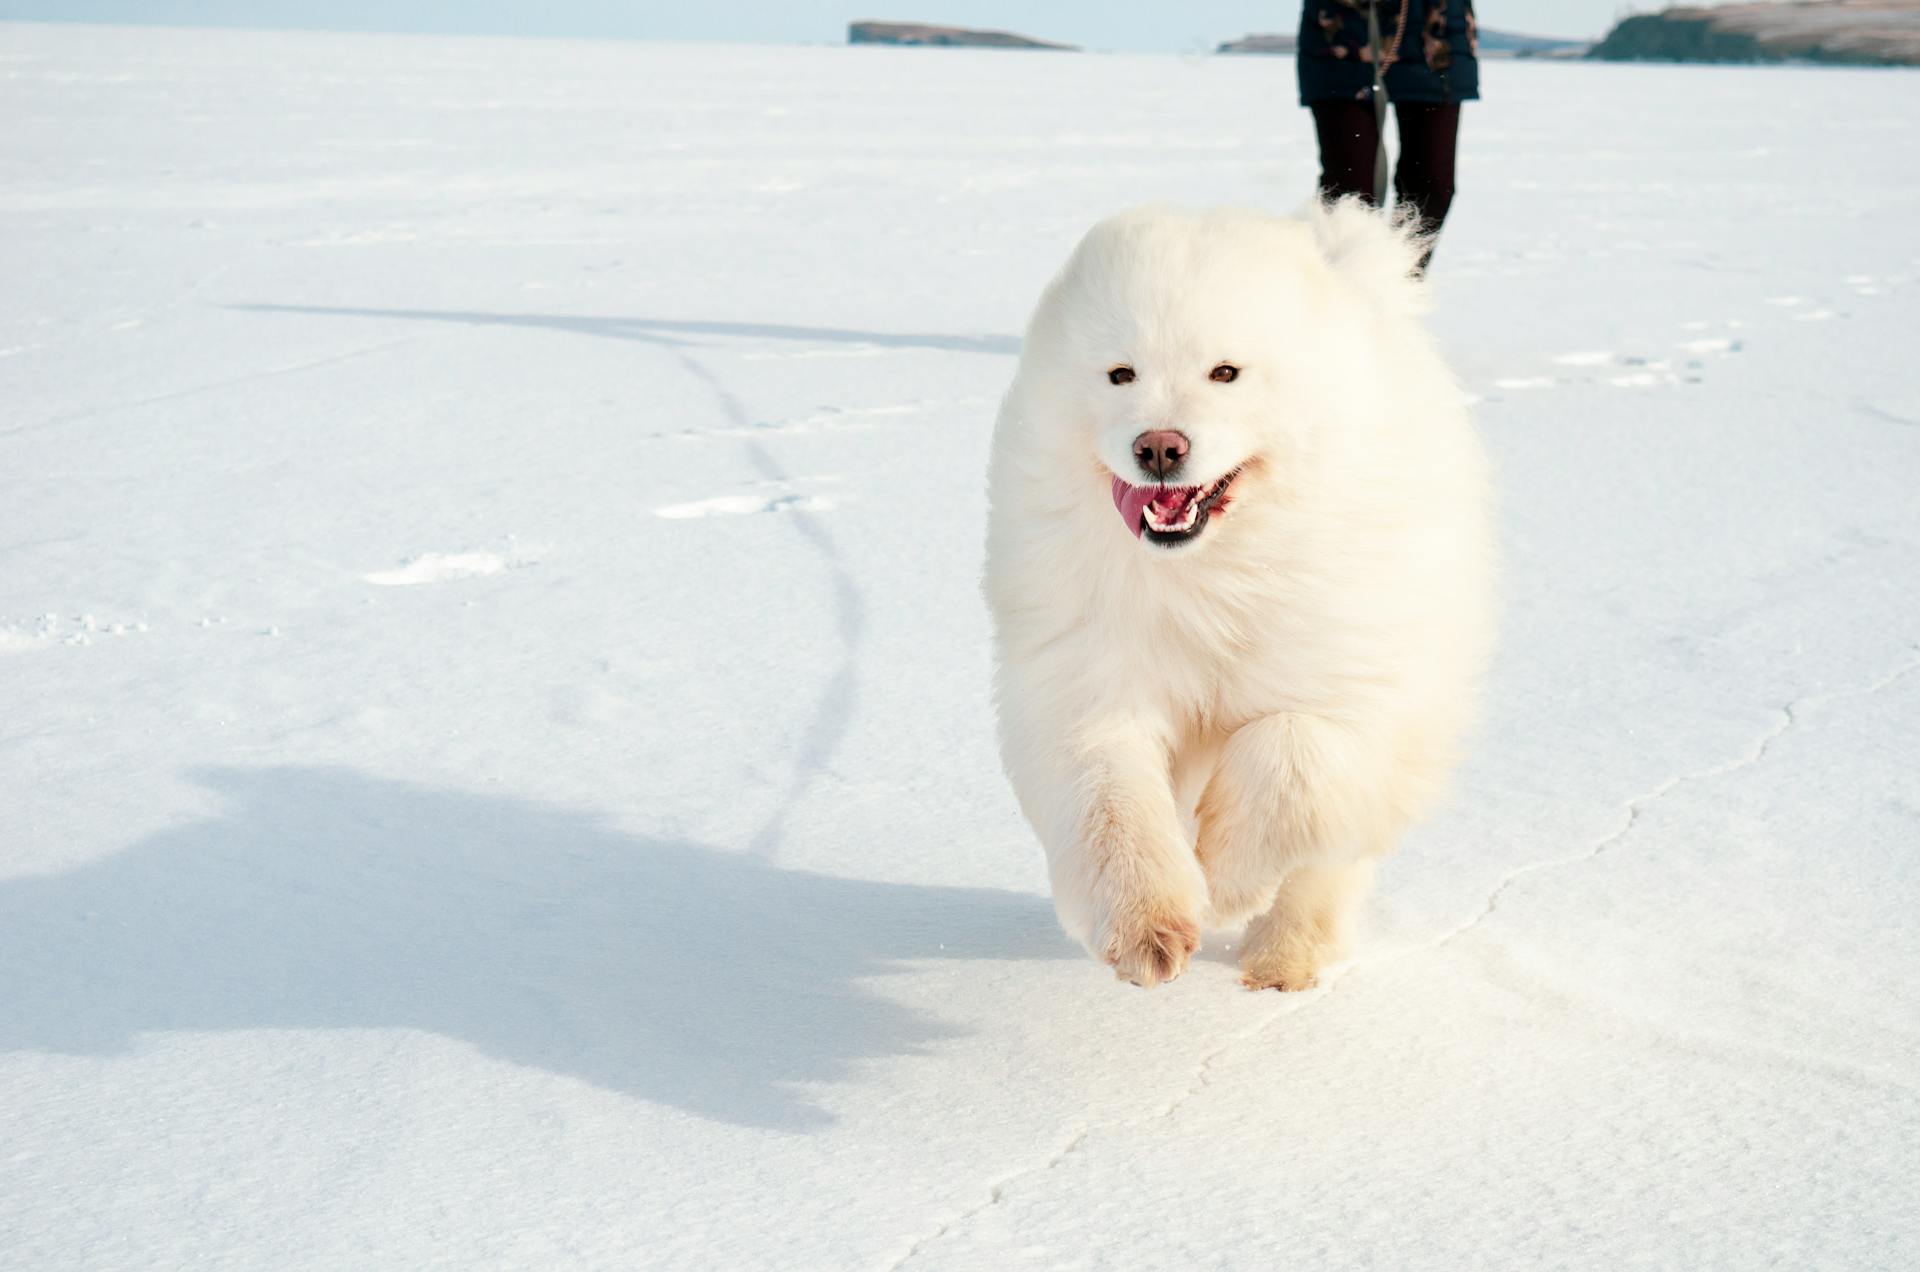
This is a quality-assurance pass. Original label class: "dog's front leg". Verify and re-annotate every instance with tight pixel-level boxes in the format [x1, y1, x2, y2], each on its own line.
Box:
[1010, 712, 1205, 987]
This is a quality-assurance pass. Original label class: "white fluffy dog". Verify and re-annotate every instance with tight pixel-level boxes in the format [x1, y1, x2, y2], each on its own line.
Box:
[985, 200, 1493, 990]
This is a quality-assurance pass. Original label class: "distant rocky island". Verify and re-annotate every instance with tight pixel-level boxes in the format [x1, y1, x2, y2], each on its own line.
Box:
[848, 21, 1583, 59]
[1216, 34, 1298, 55]
[1218, 29, 1590, 57]
[846, 10, 1919, 67]
[1476, 29, 1594, 56]
[1591, 1, 1920, 65]
[848, 21, 1073, 50]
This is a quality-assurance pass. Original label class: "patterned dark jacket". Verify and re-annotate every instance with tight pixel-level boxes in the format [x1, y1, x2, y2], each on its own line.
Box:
[1296, 0, 1480, 105]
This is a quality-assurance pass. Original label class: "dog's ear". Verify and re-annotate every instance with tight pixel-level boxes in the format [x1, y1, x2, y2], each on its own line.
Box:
[1303, 196, 1433, 317]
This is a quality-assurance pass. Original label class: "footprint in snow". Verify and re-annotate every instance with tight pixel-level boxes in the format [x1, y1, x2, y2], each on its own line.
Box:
[1494, 353, 1683, 395]
[654, 493, 835, 520]
[1842, 272, 1912, 297]
[1496, 335, 1748, 397]
[1762, 295, 1842, 322]
[703, 402, 932, 439]
[0, 613, 149, 653]
[364, 550, 534, 586]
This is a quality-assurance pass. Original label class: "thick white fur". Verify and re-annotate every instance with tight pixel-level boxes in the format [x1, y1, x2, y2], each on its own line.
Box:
[984, 200, 1493, 990]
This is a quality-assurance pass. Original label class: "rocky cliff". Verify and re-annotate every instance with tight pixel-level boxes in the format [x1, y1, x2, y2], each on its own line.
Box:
[1591, 1, 1920, 65]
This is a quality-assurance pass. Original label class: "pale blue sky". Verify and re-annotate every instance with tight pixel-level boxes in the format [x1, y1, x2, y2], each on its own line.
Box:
[0, 2, 1688, 47]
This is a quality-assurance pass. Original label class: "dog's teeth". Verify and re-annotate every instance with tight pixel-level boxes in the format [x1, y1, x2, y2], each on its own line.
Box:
[1145, 497, 1201, 534]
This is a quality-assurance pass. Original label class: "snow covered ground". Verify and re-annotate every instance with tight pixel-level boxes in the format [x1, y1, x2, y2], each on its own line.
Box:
[4, 22, 1919, 1269]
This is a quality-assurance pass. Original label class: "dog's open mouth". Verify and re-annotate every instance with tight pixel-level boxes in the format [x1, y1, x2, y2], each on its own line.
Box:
[1110, 467, 1242, 546]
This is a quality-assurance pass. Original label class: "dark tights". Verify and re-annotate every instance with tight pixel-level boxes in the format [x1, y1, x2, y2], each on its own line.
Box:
[1311, 100, 1460, 269]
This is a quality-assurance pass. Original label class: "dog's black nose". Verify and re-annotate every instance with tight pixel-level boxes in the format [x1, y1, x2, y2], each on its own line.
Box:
[1132, 430, 1190, 480]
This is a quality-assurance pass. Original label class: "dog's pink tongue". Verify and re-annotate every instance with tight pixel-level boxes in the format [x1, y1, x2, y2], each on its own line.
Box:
[1112, 478, 1198, 537]
[1112, 476, 1155, 538]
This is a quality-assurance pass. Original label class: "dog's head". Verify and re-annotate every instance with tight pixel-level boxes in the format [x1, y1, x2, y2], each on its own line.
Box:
[1007, 200, 1429, 552]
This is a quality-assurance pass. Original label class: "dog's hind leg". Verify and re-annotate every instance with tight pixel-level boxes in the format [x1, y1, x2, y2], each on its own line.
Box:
[1196, 713, 1386, 910]
[1195, 712, 1405, 981]
[1238, 857, 1376, 991]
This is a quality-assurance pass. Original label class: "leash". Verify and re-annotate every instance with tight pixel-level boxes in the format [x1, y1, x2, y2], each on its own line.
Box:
[1365, 0, 1391, 206]
[1362, 1, 1415, 209]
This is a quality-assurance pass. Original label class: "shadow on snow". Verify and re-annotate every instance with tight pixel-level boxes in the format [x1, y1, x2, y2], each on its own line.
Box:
[1, 766, 1068, 1132]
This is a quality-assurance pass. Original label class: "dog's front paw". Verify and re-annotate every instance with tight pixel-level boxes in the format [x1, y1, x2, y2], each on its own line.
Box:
[1101, 904, 1200, 988]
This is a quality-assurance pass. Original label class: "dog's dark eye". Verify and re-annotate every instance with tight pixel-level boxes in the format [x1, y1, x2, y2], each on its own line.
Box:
[1209, 363, 1239, 383]
[1108, 365, 1135, 386]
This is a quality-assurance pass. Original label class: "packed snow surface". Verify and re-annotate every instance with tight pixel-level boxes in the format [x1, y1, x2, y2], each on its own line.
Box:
[3, 22, 1918, 1270]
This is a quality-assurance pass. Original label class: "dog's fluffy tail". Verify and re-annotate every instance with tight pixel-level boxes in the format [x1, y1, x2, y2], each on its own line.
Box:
[1304, 196, 1434, 317]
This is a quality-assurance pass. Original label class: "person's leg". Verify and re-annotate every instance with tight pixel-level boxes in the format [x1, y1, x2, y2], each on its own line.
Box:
[1310, 100, 1381, 205]
[1392, 102, 1461, 269]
